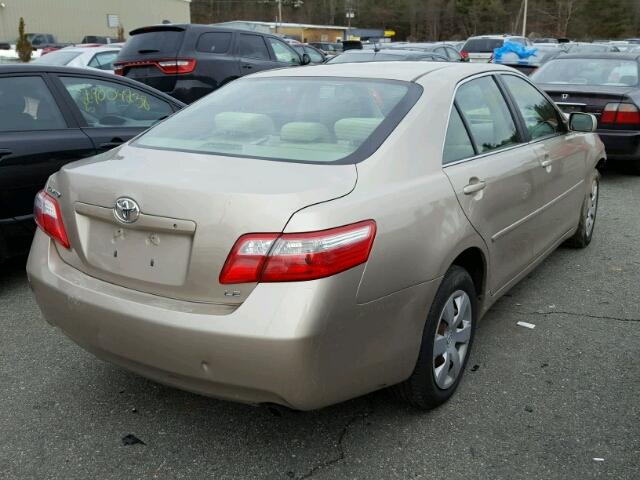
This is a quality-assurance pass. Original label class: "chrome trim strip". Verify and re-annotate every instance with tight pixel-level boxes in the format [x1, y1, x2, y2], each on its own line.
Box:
[491, 180, 584, 242]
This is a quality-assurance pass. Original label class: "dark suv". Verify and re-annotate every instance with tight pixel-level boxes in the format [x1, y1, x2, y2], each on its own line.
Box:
[114, 25, 310, 103]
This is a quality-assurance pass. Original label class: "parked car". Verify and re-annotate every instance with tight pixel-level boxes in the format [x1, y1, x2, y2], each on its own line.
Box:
[564, 42, 620, 53]
[27, 62, 603, 411]
[327, 49, 449, 64]
[308, 42, 343, 56]
[25, 33, 72, 50]
[34, 45, 122, 73]
[81, 36, 118, 45]
[292, 43, 326, 64]
[461, 35, 533, 62]
[532, 52, 640, 172]
[114, 24, 310, 104]
[0, 64, 184, 261]
[387, 42, 465, 62]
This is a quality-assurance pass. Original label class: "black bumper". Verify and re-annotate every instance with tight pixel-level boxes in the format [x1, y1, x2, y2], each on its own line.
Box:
[0, 215, 36, 260]
[597, 129, 640, 161]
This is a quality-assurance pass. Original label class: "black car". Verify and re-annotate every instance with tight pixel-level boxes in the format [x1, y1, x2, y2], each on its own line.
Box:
[386, 42, 465, 62]
[532, 53, 640, 172]
[114, 24, 310, 104]
[327, 49, 449, 64]
[0, 64, 184, 261]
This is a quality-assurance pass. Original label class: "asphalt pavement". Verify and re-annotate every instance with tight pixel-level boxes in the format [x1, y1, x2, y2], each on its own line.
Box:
[1, 168, 638, 480]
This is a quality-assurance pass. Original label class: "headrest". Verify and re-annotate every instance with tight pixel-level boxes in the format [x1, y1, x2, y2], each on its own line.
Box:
[214, 112, 274, 138]
[280, 122, 331, 143]
[334, 117, 383, 143]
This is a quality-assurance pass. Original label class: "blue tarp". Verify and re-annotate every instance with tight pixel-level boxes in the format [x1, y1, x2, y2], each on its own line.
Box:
[493, 41, 539, 65]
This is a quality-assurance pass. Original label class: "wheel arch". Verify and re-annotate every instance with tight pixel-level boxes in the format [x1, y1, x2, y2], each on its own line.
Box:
[449, 246, 488, 302]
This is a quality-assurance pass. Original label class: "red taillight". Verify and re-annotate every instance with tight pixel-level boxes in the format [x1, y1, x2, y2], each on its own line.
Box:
[219, 220, 377, 284]
[460, 50, 469, 60]
[34, 190, 70, 249]
[601, 102, 640, 125]
[112, 58, 196, 76]
[156, 59, 197, 74]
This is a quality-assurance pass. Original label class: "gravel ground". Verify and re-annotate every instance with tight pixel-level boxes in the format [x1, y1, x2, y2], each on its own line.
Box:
[1, 168, 638, 480]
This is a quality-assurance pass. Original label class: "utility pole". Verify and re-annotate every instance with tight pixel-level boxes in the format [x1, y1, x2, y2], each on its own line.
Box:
[274, 0, 283, 34]
[522, 0, 528, 37]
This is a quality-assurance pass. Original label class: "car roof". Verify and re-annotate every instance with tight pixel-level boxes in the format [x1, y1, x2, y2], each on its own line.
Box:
[466, 35, 523, 40]
[250, 61, 514, 82]
[552, 52, 640, 61]
[0, 64, 185, 105]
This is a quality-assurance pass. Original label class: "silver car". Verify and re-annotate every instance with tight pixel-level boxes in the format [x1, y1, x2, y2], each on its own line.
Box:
[27, 62, 604, 410]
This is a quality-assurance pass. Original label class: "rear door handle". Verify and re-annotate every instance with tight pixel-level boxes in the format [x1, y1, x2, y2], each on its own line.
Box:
[242, 65, 253, 70]
[463, 178, 486, 195]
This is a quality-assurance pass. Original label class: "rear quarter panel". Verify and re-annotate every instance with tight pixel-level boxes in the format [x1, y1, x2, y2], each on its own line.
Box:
[284, 74, 488, 305]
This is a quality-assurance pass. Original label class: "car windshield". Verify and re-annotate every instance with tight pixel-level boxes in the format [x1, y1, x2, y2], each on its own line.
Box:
[135, 77, 419, 164]
[462, 38, 504, 52]
[532, 58, 639, 86]
[34, 50, 82, 65]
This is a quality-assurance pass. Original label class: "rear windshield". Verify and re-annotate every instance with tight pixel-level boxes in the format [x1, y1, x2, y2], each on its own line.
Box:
[119, 30, 184, 58]
[532, 58, 639, 86]
[462, 38, 504, 53]
[34, 50, 82, 65]
[135, 77, 421, 164]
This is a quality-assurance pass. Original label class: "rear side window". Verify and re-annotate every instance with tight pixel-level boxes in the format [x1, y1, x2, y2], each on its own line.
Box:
[134, 77, 421, 164]
[60, 77, 173, 128]
[88, 51, 119, 70]
[462, 38, 503, 53]
[305, 46, 324, 63]
[443, 108, 475, 164]
[455, 76, 518, 153]
[119, 30, 184, 58]
[267, 38, 299, 64]
[502, 75, 563, 140]
[196, 32, 232, 54]
[0, 76, 66, 132]
[238, 34, 270, 60]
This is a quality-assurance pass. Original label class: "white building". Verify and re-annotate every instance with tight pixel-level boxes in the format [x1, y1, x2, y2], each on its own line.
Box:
[0, 0, 191, 43]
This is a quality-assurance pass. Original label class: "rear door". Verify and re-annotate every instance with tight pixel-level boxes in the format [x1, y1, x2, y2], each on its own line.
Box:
[443, 74, 548, 294]
[236, 33, 279, 75]
[500, 74, 587, 252]
[0, 73, 95, 222]
[116, 25, 185, 93]
[51, 74, 176, 152]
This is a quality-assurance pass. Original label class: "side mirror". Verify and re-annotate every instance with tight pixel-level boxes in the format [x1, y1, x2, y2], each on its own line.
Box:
[569, 112, 597, 132]
[301, 53, 311, 65]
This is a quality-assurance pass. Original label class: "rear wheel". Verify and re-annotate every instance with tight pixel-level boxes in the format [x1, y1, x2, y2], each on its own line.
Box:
[395, 266, 477, 409]
[565, 171, 599, 248]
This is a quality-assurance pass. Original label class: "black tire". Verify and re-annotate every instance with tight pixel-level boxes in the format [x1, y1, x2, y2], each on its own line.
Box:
[565, 170, 599, 248]
[394, 265, 477, 409]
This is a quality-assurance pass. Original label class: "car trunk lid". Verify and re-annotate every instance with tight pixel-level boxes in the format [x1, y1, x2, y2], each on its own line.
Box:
[51, 144, 357, 305]
[540, 84, 632, 118]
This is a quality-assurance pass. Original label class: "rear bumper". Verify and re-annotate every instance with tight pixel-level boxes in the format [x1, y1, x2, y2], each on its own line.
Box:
[597, 129, 640, 160]
[27, 231, 438, 410]
[0, 214, 35, 260]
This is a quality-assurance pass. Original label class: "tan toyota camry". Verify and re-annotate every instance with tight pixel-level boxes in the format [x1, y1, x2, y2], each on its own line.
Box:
[27, 62, 604, 410]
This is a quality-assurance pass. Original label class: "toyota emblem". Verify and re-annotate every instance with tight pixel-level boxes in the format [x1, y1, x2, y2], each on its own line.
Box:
[114, 197, 140, 224]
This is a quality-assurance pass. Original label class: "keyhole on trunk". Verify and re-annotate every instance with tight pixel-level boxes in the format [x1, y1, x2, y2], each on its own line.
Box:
[113, 250, 118, 258]
[150, 259, 154, 267]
